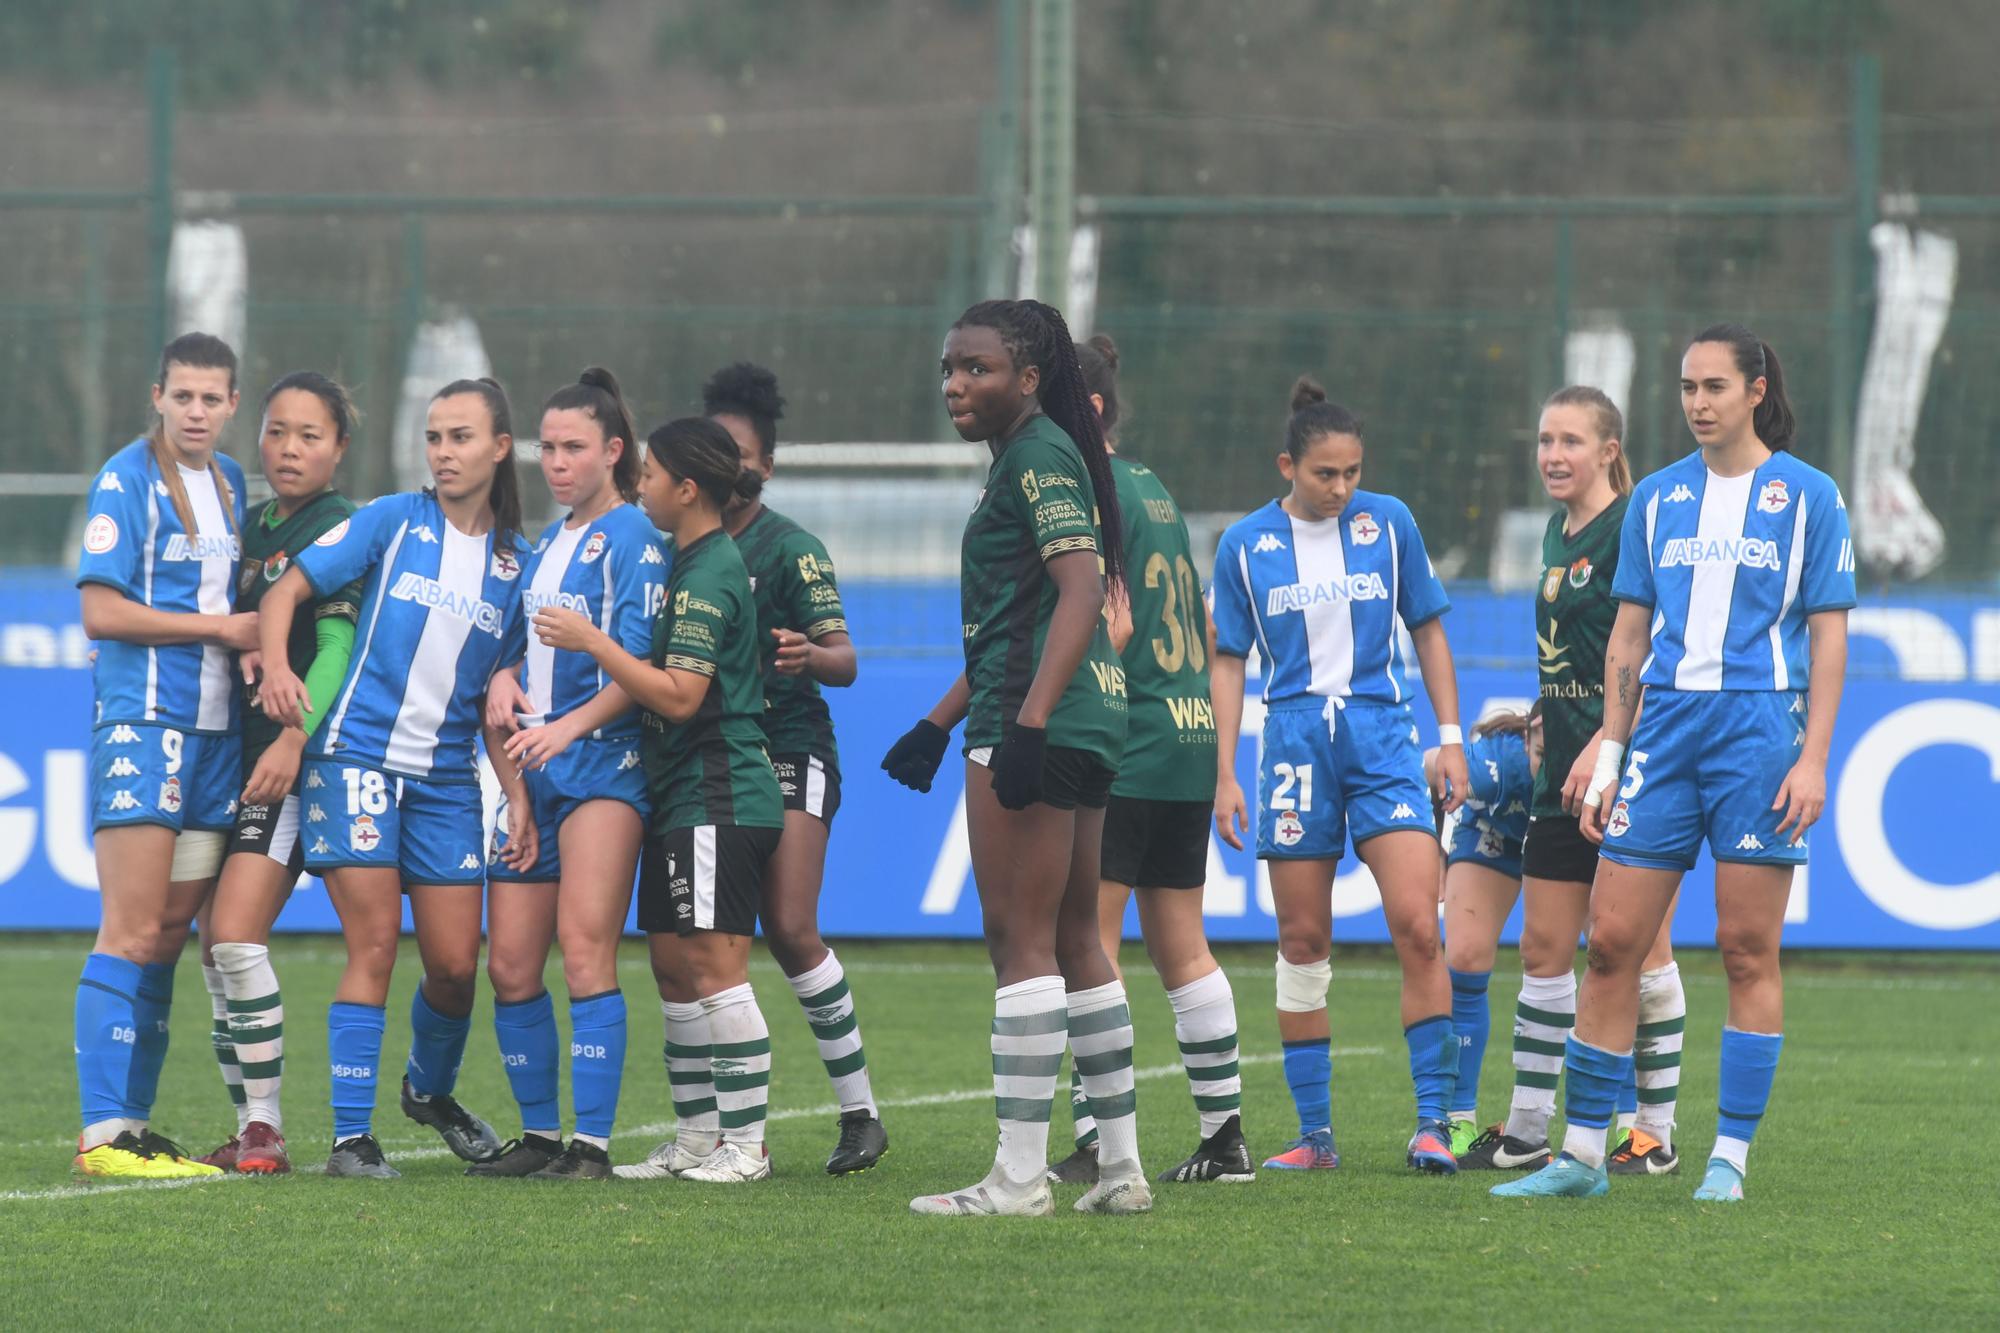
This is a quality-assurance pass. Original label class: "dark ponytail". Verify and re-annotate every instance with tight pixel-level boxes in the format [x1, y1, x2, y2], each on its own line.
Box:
[1075, 332, 1122, 443]
[432, 376, 523, 548]
[949, 299, 1126, 585]
[543, 366, 640, 502]
[701, 362, 786, 460]
[1283, 375, 1364, 460]
[646, 416, 750, 511]
[1691, 323, 1796, 452]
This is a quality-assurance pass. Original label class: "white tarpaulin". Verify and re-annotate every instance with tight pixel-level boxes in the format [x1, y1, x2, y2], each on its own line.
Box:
[1852, 222, 1955, 580]
[1013, 223, 1101, 336]
[390, 315, 493, 494]
[167, 220, 247, 353]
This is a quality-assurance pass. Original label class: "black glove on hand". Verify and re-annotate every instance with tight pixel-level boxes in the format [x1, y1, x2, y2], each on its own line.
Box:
[881, 719, 951, 793]
[991, 723, 1047, 811]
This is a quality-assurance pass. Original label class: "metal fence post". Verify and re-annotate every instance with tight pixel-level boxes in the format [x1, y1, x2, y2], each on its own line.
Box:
[145, 46, 176, 354]
[1836, 53, 1881, 489]
[979, 0, 1023, 299]
[1027, 0, 1073, 310]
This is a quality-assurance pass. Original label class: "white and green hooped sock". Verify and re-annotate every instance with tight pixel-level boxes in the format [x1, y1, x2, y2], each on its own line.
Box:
[212, 942, 285, 1135]
[702, 983, 772, 1150]
[1504, 970, 1576, 1146]
[992, 976, 1068, 1188]
[661, 999, 719, 1158]
[201, 963, 250, 1135]
[1634, 962, 1686, 1151]
[1168, 968, 1242, 1139]
[786, 950, 877, 1118]
[1068, 980, 1141, 1171]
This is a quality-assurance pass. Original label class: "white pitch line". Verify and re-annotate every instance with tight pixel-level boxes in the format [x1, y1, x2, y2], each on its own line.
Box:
[0, 1047, 1382, 1203]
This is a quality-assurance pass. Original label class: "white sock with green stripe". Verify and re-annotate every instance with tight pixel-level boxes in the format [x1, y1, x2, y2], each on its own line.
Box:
[1068, 980, 1140, 1171]
[992, 976, 1067, 1188]
[785, 951, 876, 1117]
[1068, 1063, 1098, 1151]
[1504, 970, 1576, 1145]
[212, 943, 284, 1134]
[661, 1000, 719, 1157]
[200, 963, 250, 1135]
[702, 983, 772, 1149]
[1635, 962, 1685, 1151]
[1167, 968, 1241, 1138]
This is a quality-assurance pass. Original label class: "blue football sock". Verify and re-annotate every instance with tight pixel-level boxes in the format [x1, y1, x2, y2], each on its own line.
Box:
[1405, 1013, 1456, 1123]
[124, 960, 177, 1119]
[1447, 968, 1491, 1117]
[76, 953, 143, 1132]
[494, 990, 560, 1135]
[569, 989, 628, 1140]
[1281, 1038, 1332, 1137]
[407, 981, 471, 1099]
[1563, 1034, 1631, 1132]
[1716, 1027, 1784, 1145]
[328, 1002, 386, 1142]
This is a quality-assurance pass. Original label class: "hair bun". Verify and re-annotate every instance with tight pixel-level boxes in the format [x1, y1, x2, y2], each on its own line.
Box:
[477, 376, 504, 392]
[1290, 375, 1327, 413]
[578, 366, 621, 395]
[1087, 333, 1120, 371]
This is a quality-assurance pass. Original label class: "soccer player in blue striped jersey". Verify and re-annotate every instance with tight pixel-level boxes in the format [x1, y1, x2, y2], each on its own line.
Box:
[1496, 325, 1855, 1203]
[72, 332, 254, 1180]
[475, 369, 667, 1181]
[1210, 376, 1471, 1175]
[257, 377, 533, 1178]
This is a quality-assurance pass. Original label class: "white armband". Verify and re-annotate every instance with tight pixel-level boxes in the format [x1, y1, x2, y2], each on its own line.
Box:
[1582, 739, 1627, 809]
[1436, 724, 1463, 747]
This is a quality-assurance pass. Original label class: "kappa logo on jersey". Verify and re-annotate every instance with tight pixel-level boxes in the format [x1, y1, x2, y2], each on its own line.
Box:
[314, 519, 350, 547]
[1265, 572, 1389, 615]
[1390, 803, 1418, 821]
[1736, 833, 1765, 851]
[1273, 810, 1305, 847]
[617, 750, 640, 771]
[107, 725, 141, 744]
[492, 549, 521, 581]
[305, 768, 325, 788]
[1664, 483, 1695, 504]
[105, 757, 140, 778]
[1348, 512, 1381, 545]
[1252, 532, 1287, 554]
[389, 573, 504, 635]
[108, 790, 141, 812]
[98, 472, 124, 493]
[154, 479, 171, 498]
[1658, 536, 1780, 571]
[1606, 800, 1631, 838]
[640, 545, 665, 565]
[158, 777, 182, 813]
[83, 514, 119, 554]
[1567, 557, 1593, 589]
[458, 853, 481, 871]
[1757, 479, 1790, 514]
[580, 531, 607, 564]
[163, 533, 240, 561]
[350, 814, 381, 852]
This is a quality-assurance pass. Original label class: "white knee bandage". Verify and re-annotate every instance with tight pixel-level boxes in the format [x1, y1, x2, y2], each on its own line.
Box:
[1274, 952, 1332, 1013]
[170, 829, 227, 882]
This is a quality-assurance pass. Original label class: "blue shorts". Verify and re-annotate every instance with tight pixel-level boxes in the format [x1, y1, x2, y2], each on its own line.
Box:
[1600, 689, 1809, 872]
[1256, 698, 1435, 860]
[300, 757, 486, 886]
[487, 736, 650, 883]
[89, 722, 239, 835]
[1446, 815, 1523, 880]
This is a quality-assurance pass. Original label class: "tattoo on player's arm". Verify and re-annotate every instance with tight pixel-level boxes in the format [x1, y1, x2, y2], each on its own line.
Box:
[1616, 664, 1634, 710]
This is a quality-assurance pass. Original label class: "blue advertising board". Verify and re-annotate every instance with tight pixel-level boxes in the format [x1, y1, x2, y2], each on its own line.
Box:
[4, 572, 1996, 948]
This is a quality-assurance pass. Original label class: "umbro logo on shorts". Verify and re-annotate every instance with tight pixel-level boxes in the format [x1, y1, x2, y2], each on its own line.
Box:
[1736, 834, 1765, 850]
[238, 824, 262, 841]
[458, 854, 481, 870]
[1391, 803, 1417, 820]
[1253, 533, 1287, 554]
[108, 791, 141, 812]
[1665, 484, 1695, 503]
[105, 757, 140, 778]
[107, 725, 141, 745]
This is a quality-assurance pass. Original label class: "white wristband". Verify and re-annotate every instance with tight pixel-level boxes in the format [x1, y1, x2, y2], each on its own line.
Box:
[1436, 724, 1463, 747]
[1582, 739, 1626, 809]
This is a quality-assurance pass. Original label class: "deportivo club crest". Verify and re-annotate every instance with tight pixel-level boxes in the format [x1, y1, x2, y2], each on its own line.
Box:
[580, 531, 607, 564]
[492, 549, 521, 581]
[1348, 512, 1380, 545]
[1758, 479, 1791, 514]
[1568, 557, 1593, 590]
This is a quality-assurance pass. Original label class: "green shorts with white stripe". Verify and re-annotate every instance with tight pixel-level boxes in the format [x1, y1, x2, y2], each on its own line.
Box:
[638, 824, 782, 937]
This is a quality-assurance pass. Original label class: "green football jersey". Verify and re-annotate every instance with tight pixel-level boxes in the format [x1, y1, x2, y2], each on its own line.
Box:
[1532, 495, 1628, 817]
[732, 506, 844, 768]
[641, 527, 784, 834]
[960, 414, 1127, 765]
[236, 491, 360, 758]
[1109, 455, 1216, 801]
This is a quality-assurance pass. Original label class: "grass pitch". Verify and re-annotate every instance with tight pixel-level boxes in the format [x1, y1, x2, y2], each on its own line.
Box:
[0, 937, 1991, 1329]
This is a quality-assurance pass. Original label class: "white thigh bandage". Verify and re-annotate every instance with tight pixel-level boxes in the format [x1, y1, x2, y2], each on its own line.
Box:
[170, 829, 228, 882]
[1274, 952, 1332, 1013]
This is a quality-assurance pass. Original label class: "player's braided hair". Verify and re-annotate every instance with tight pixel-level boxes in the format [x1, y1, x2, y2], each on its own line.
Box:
[951, 299, 1125, 585]
[544, 367, 640, 502]
[1075, 332, 1121, 444]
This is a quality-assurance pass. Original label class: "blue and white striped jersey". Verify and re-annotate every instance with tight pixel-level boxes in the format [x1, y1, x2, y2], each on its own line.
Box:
[1613, 450, 1856, 692]
[76, 438, 248, 734]
[1462, 728, 1532, 845]
[515, 502, 668, 739]
[1210, 493, 1450, 706]
[293, 491, 529, 783]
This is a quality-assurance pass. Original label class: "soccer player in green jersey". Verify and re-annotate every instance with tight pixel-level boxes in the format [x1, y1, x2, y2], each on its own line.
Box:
[703, 362, 887, 1176]
[886, 299, 1147, 1218]
[193, 373, 362, 1175]
[536, 417, 785, 1184]
[1045, 333, 1252, 1187]
[1458, 387, 1684, 1175]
